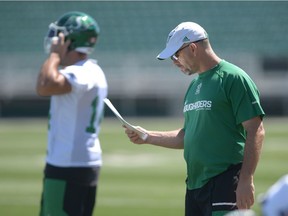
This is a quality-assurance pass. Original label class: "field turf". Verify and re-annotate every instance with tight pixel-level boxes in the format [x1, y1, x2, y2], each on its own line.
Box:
[0, 117, 287, 215]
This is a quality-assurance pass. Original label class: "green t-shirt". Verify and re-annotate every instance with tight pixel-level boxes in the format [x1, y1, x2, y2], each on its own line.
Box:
[183, 60, 265, 190]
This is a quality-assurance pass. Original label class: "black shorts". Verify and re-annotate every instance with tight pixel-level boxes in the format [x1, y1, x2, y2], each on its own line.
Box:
[185, 163, 242, 216]
[39, 163, 100, 216]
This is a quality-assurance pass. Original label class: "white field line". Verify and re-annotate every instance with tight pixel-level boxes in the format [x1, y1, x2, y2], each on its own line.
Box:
[98, 197, 183, 208]
[102, 152, 184, 168]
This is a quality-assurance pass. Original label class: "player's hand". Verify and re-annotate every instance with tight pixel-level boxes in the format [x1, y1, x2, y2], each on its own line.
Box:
[50, 33, 70, 60]
[124, 126, 148, 144]
[236, 176, 255, 209]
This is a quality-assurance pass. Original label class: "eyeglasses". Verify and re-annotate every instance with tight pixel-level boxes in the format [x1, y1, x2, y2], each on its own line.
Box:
[171, 40, 203, 61]
[171, 43, 191, 61]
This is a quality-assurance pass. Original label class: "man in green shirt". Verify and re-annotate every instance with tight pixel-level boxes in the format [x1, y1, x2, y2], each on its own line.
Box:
[124, 22, 265, 216]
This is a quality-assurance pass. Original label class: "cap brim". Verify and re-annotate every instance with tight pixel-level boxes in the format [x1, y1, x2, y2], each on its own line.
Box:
[156, 44, 182, 60]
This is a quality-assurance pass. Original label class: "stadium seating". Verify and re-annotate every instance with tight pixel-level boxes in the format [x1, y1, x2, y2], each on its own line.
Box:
[0, 2, 287, 116]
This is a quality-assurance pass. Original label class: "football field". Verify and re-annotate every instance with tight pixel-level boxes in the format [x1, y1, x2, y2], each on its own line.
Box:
[0, 117, 287, 215]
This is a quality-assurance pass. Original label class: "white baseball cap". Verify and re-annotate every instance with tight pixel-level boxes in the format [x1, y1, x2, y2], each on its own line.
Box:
[157, 22, 208, 60]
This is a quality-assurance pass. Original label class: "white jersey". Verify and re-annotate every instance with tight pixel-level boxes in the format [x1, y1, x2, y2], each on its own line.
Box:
[46, 59, 108, 167]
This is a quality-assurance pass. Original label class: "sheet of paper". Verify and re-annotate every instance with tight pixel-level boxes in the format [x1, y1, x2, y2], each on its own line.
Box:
[104, 98, 148, 140]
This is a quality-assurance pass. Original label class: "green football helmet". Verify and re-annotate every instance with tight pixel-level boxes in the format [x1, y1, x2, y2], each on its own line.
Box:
[44, 11, 100, 54]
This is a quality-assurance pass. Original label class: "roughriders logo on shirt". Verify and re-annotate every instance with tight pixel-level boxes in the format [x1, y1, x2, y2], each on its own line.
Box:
[183, 100, 212, 112]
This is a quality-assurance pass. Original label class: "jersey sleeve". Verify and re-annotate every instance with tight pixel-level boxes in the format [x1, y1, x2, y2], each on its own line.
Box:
[227, 72, 265, 124]
[60, 70, 92, 93]
[60, 61, 103, 94]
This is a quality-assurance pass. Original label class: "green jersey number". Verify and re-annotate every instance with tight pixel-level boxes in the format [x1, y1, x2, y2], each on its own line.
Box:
[48, 96, 103, 134]
[86, 96, 102, 134]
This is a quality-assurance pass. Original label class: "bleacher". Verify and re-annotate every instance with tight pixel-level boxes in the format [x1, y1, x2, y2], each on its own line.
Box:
[0, 1, 287, 116]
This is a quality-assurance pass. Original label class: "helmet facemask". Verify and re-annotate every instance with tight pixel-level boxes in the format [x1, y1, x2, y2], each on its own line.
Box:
[44, 23, 69, 54]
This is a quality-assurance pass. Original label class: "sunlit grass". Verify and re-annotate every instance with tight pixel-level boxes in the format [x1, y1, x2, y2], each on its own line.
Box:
[0, 117, 287, 215]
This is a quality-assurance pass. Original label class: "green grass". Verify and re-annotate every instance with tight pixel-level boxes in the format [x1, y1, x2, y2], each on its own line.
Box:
[0, 117, 287, 215]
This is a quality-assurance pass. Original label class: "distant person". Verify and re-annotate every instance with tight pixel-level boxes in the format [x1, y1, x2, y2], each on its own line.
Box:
[261, 174, 288, 216]
[36, 11, 107, 216]
[124, 22, 265, 216]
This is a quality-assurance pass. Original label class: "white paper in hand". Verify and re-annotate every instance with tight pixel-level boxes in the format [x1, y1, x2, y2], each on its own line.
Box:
[104, 98, 148, 140]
